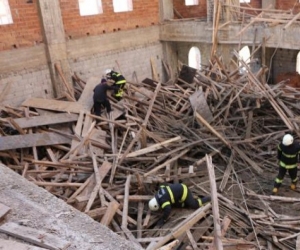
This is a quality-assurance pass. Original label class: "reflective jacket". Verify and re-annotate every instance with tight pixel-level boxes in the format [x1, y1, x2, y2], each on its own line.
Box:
[107, 71, 126, 85]
[278, 142, 300, 169]
[154, 183, 189, 221]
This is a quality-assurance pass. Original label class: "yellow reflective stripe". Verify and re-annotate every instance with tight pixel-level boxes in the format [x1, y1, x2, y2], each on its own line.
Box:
[282, 152, 297, 158]
[180, 184, 188, 203]
[115, 89, 124, 97]
[197, 198, 202, 207]
[279, 161, 297, 169]
[116, 80, 126, 84]
[275, 178, 283, 184]
[166, 186, 175, 203]
[161, 201, 171, 209]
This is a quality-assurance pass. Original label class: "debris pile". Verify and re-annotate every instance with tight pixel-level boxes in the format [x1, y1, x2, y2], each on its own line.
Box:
[1, 50, 300, 249]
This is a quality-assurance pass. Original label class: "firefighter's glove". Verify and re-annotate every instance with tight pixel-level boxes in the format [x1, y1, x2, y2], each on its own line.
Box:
[156, 218, 166, 227]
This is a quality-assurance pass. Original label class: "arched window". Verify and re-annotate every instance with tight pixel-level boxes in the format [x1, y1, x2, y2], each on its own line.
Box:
[188, 46, 201, 70]
[297, 51, 300, 74]
[238, 46, 250, 73]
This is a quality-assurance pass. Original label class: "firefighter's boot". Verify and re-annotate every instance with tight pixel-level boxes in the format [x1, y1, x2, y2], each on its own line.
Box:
[291, 183, 296, 190]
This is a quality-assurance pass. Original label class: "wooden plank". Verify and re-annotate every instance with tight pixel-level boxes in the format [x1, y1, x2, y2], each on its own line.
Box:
[296, 235, 300, 249]
[0, 132, 71, 151]
[90, 128, 107, 156]
[147, 204, 212, 250]
[11, 113, 78, 129]
[126, 136, 181, 158]
[0, 222, 70, 250]
[22, 98, 86, 113]
[0, 203, 10, 220]
[189, 88, 213, 123]
[77, 76, 100, 111]
[85, 207, 107, 219]
[0, 239, 47, 250]
[122, 175, 132, 228]
[206, 154, 223, 250]
[157, 240, 179, 250]
[100, 200, 120, 226]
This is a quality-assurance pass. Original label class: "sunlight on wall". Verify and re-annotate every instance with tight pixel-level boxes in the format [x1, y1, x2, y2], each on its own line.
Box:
[188, 46, 201, 70]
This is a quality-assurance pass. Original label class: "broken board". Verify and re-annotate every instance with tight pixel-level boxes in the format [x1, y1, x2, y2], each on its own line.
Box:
[0, 132, 71, 151]
[189, 88, 213, 123]
[77, 76, 100, 111]
[0, 222, 70, 250]
[11, 113, 78, 129]
[22, 98, 86, 113]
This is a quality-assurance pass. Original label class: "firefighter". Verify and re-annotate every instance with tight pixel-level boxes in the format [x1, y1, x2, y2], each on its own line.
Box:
[93, 78, 117, 116]
[105, 69, 126, 101]
[272, 133, 300, 195]
[148, 183, 211, 226]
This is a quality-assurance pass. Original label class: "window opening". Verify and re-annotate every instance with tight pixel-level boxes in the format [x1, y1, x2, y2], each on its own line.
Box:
[113, 0, 133, 13]
[296, 51, 300, 74]
[0, 0, 13, 25]
[78, 0, 103, 16]
[238, 46, 250, 73]
[185, 0, 199, 6]
[188, 46, 201, 70]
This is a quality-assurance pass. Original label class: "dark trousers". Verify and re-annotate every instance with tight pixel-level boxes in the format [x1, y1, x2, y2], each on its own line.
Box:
[274, 166, 298, 188]
[93, 99, 111, 116]
[183, 189, 200, 209]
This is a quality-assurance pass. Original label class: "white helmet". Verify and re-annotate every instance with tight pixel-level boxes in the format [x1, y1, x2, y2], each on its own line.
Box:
[105, 69, 112, 75]
[283, 134, 293, 146]
[148, 198, 159, 211]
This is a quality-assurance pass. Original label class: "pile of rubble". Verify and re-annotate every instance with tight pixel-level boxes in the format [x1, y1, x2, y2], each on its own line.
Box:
[1, 50, 300, 249]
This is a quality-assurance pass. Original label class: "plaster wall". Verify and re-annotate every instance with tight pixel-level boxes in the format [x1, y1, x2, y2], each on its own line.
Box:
[0, 26, 163, 107]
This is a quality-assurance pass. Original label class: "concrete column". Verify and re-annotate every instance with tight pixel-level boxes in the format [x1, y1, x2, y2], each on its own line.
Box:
[162, 42, 178, 81]
[159, 0, 174, 22]
[37, 0, 72, 98]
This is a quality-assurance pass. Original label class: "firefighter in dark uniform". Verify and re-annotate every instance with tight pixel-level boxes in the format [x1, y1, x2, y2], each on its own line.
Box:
[148, 183, 211, 226]
[272, 133, 300, 195]
[105, 69, 126, 101]
[93, 78, 117, 116]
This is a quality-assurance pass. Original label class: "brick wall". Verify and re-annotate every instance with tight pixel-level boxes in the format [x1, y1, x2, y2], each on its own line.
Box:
[60, 0, 159, 39]
[0, 0, 160, 51]
[0, 0, 43, 51]
[173, 0, 207, 19]
[276, 0, 300, 13]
